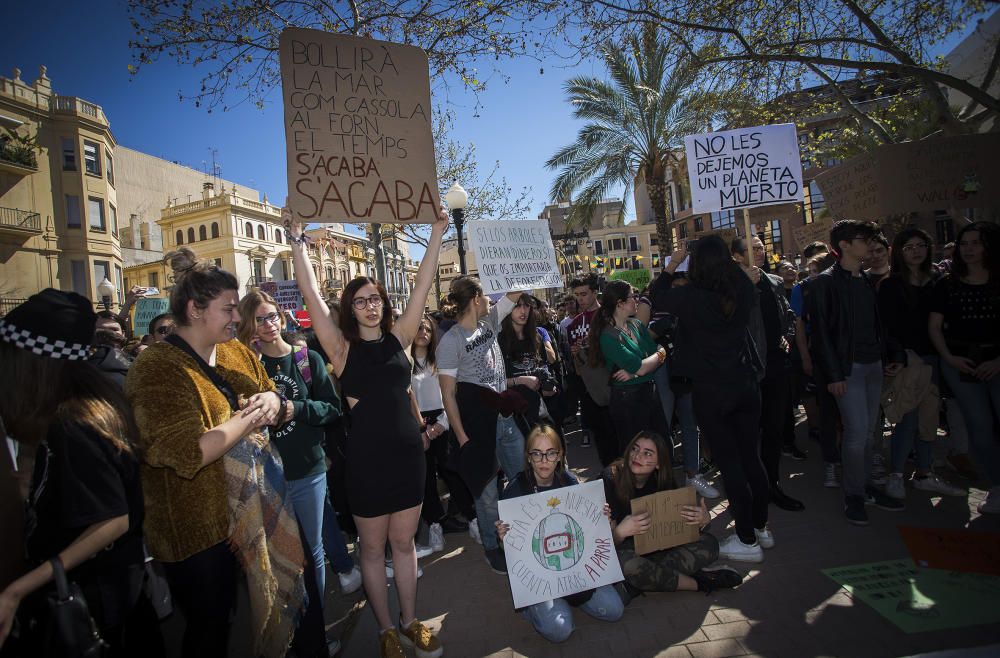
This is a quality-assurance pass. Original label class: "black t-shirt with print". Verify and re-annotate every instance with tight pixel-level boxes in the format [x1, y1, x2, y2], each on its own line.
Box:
[930, 276, 1000, 354]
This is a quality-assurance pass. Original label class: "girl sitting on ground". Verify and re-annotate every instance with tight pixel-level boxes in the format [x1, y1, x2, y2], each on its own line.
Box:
[603, 431, 744, 596]
[496, 425, 624, 643]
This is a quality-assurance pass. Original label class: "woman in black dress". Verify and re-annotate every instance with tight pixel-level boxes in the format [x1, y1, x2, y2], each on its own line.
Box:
[288, 208, 448, 658]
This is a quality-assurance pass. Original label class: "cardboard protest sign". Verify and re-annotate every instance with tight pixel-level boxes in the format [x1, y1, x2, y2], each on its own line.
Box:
[279, 28, 438, 224]
[814, 133, 1000, 221]
[823, 559, 1000, 633]
[133, 298, 171, 336]
[629, 486, 699, 555]
[498, 480, 623, 609]
[259, 280, 304, 312]
[467, 220, 562, 294]
[789, 216, 832, 253]
[897, 526, 1000, 576]
[684, 123, 804, 214]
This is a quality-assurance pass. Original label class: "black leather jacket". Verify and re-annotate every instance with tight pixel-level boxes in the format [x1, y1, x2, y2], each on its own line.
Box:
[806, 262, 903, 383]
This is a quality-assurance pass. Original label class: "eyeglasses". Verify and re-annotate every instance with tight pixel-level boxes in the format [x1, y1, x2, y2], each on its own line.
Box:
[255, 312, 282, 326]
[902, 242, 928, 253]
[528, 449, 561, 463]
[630, 445, 657, 462]
[155, 325, 174, 336]
[352, 294, 384, 310]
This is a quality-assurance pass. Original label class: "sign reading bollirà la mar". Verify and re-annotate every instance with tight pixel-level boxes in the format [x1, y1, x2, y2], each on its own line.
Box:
[279, 28, 439, 225]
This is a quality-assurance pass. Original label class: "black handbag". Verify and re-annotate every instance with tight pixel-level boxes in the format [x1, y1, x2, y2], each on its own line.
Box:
[43, 557, 108, 658]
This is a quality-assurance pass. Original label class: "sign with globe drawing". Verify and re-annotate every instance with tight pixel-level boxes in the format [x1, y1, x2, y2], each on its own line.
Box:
[498, 480, 624, 609]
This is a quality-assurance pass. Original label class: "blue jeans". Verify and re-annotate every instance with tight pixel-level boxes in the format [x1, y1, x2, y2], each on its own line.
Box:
[496, 414, 525, 481]
[890, 354, 938, 474]
[834, 362, 883, 497]
[288, 472, 328, 605]
[474, 475, 500, 551]
[940, 360, 1000, 485]
[322, 493, 356, 574]
[522, 584, 624, 643]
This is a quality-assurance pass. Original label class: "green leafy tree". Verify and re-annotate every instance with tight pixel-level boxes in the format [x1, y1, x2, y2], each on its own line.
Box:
[546, 25, 714, 251]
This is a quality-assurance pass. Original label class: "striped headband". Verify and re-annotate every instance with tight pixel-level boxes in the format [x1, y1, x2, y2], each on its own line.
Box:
[0, 319, 92, 360]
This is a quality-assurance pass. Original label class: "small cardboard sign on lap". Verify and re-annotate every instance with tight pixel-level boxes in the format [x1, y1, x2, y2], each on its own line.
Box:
[629, 486, 699, 555]
[467, 219, 562, 294]
[279, 28, 438, 225]
[684, 123, 804, 214]
[498, 480, 623, 609]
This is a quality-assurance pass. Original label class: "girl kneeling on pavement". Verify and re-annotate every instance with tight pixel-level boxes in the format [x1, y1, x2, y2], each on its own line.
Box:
[496, 425, 624, 643]
[603, 431, 744, 596]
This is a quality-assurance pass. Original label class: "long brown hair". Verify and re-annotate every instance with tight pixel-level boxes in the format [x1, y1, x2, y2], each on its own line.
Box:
[165, 247, 239, 325]
[499, 294, 542, 361]
[339, 277, 393, 343]
[410, 315, 438, 374]
[587, 279, 632, 367]
[608, 431, 675, 504]
[236, 290, 283, 347]
[0, 341, 137, 455]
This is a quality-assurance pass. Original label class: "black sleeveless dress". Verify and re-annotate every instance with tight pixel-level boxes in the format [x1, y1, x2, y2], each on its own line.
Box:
[340, 332, 425, 517]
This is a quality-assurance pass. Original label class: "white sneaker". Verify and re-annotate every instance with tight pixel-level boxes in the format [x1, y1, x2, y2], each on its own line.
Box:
[337, 565, 362, 594]
[912, 473, 965, 497]
[686, 474, 720, 499]
[823, 463, 840, 488]
[976, 487, 1000, 515]
[718, 534, 764, 563]
[885, 473, 906, 500]
[414, 543, 434, 559]
[385, 561, 423, 579]
[468, 518, 482, 545]
[429, 523, 445, 553]
[754, 526, 775, 549]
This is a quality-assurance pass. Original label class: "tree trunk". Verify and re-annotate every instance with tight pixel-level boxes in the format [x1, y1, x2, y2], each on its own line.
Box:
[645, 175, 672, 255]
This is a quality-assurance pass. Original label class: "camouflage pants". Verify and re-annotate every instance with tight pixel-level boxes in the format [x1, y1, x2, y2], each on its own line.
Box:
[617, 532, 720, 592]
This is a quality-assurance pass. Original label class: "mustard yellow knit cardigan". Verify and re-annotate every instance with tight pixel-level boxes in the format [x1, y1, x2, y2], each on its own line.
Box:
[124, 339, 274, 562]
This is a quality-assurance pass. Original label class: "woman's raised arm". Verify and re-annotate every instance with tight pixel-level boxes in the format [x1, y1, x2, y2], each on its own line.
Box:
[393, 207, 450, 348]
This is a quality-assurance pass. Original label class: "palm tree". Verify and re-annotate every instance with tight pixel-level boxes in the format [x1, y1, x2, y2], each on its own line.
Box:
[546, 25, 711, 252]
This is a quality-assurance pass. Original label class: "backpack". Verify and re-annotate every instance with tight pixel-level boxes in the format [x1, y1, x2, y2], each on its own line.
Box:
[293, 345, 312, 387]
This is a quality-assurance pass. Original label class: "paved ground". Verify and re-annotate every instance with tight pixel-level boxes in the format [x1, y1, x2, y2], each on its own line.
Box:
[335, 417, 1000, 658]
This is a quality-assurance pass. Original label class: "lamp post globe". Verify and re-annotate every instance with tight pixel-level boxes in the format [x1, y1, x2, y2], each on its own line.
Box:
[97, 277, 115, 311]
[446, 181, 469, 274]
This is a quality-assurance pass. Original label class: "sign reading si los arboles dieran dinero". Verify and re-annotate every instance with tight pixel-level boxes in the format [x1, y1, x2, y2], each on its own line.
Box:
[279, 28, 438, 224]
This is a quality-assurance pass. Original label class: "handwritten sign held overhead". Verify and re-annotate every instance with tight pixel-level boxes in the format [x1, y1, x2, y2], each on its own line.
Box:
[498, 480, 623, 609]
[467, 220, 562, 294]
[684, 123, 804, 214]
[629, 486, 699, 555]
[279, 28, 438, 224]
[133, 298, 171, 337]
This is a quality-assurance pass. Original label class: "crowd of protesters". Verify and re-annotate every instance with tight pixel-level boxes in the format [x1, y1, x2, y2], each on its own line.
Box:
[0, 215, 997, 657]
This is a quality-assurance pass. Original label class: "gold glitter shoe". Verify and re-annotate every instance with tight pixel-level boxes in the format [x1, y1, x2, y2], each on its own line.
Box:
[379, 628, 405, 658]
[398, 618, 443, 658]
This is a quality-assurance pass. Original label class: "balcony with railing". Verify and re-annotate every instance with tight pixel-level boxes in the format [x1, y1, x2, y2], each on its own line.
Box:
[163, 193, 282, 219]
[0, 206, 42, 235]
[50, 95, 109, 125]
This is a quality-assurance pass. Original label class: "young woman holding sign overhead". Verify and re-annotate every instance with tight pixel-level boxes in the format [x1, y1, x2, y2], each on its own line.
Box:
[286, 205, 448, 658]
[496, 425, 624, 643]
[602, 431, 743, 596]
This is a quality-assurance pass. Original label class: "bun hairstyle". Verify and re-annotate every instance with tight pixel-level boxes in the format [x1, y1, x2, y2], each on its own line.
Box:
[586, 279, 632, 367]
[165, 247, 239, 326]
[440, 275, 483, 320]
[236, 289, 283, 346]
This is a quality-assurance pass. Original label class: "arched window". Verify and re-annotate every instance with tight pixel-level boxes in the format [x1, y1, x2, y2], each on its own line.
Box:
[275, 229, 283, 244]
[326, 266, 333, 281]
[187, 227, 195, 243]
[175, 229, 183, 245]
[257, 225, 265, 240]
[245, 221, 253, 237]
[199, 225, 207, 241]
[211, 222, 220, 238]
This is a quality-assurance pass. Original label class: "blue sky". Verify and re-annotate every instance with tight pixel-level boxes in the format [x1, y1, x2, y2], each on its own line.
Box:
[1, 0, 607, 259]
[2, 1, 991, 260]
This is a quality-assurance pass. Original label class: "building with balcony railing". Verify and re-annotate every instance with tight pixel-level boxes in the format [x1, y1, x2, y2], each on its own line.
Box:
[0, 65, 124, 306]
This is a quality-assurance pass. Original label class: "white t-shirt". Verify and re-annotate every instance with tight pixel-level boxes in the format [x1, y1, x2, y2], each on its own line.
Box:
[437, 296, 515, 393]
[411, 360, 449, 430]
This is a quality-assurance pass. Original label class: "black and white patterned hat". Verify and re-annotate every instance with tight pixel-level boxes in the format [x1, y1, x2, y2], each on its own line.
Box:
[0, 289, 95, 360]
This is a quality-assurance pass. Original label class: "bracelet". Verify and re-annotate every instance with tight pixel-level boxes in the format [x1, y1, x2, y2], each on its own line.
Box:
[656, 348, 667, 364]
[283, 227, 311, 245]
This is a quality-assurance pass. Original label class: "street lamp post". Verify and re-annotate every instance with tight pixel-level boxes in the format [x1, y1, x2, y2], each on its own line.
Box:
[445, 181, 469, 274]
[97, 277, 115, 311]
